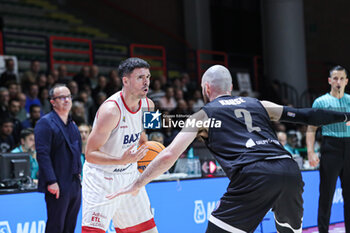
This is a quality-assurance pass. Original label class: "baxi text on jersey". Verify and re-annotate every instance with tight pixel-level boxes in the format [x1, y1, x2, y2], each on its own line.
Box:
[163, 118, 222, 128]
[123, 132, 141, 144]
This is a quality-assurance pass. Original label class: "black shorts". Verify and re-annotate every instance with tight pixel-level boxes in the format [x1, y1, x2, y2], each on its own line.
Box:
[207, 158, 304, 233]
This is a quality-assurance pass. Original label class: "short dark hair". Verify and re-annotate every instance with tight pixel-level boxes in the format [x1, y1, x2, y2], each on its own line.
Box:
[20, 128, 34, 140]
[329, 65, 348, 77]
[49, 83, 67, 99]
[0, 118, 13, 126]
[29, 104, 40, 113]
[117, 57, 150, 79]
[9, 98, 20, 105]
[5, 58, 14, 66]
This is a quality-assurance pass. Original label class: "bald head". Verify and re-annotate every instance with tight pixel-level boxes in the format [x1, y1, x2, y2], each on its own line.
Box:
[201, 65, 232, 103]
[201, 65, 232, 93]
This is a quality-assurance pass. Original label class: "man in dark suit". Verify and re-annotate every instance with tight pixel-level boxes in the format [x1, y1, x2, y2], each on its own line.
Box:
[34, 83, 82, 233]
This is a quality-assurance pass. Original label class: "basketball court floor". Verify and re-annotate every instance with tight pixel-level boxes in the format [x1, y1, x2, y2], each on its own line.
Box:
[303, 222, 345, 233]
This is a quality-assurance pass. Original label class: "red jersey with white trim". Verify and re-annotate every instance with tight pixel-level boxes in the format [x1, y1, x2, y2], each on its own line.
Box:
[86, 91, 149, 173]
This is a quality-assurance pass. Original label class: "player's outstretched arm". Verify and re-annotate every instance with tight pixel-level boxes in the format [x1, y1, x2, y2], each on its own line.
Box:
[106, 110, 208, 199]
[261, 100, 350, 126]
[86, 102, 148, 165]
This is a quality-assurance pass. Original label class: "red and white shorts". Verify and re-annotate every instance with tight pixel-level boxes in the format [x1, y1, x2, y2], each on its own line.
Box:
[82, 162, 155, 232]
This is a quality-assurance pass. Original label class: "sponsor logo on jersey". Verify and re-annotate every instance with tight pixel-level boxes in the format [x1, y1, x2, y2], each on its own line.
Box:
[123, 133, 141, 144]
[287, 111, 296, 117]
[245, 138, 256, 148]
[90, 212, 107, 228]
[113, 163, 133, 172]
[245, 138, 280, 148]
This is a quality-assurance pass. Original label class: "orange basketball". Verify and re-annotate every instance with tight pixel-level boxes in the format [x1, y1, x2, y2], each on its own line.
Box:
[137, 141, 165, 173]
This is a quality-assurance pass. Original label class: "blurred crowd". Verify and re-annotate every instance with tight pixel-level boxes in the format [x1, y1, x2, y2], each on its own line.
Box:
[0, 58, 319, 180]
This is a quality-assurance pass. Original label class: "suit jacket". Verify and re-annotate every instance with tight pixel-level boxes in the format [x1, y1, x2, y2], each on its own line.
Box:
[34, 110, 82, 194]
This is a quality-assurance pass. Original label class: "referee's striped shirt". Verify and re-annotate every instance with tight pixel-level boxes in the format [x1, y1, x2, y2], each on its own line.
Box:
[312, 93, 350, 138]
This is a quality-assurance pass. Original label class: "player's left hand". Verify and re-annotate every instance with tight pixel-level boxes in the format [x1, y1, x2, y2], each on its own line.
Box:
[106, 182, 140, 200]
[346, 121, 350, 126]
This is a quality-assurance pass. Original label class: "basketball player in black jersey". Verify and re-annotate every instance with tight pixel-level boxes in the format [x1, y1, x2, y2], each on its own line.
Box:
[107, 65, 350, 233]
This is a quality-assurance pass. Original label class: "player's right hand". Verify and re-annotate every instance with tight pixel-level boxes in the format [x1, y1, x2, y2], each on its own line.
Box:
[119, 145, 148, 164]
[307, 151, 320, 167]
[106, 181, 141, 200]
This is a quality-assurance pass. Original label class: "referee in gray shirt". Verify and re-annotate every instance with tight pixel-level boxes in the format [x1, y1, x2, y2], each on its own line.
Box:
[307, 65, 350, 233]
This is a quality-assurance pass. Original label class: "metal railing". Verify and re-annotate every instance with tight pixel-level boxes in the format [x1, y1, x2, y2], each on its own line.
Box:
[196, 49, 228, 83]
[49, 36, 93, 75]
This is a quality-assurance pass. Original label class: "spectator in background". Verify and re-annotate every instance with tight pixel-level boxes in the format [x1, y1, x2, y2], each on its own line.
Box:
[0, 87, 9, 117]
[0, 58, 18, 87]
[80, 85, 94, 109]
[77, 90, 94, 123]
[149, 131, 165, 145]
[91, 91, 107, 117]
[25, 83, 41, 113]
[148, 78, 165, 106]
[277, 131, 287, 147]
[57, 65, 70, 84]
[170, 99, 191, 132]
[187, 98, 195, 114]
[159, 86, 177, 111]
[174, 88, 184, 102]
[21, 60, 41, 93]
[78, 123, 91, 177]
[11, 128, 38, 180]
[0, 118, 15, 152]
[7, 98, 23, 145]
[191, 89, 204, 112]
[158, 74, 168, 88]
[95, 91, 107, 106]
[71, 101, 86, 125]
[16, 93, 28, 121]
[37, 74, 48, 89]
[67, 80, 79, 99]
[105, 69, 122, 97]
[73, 66, 91, 90]
[46, 72, 56, 89]
[306, 65, 350, 232]
[172, 77, 182, 91]
[161, 110, 178, 147]
[296, 124, 308, 149]
[7, 81, 20, 99]
[272, 122, 287, 133]
[180, 72, 196, 98]
[239, 90, 249, 97]
[92, 75, 107, 103]
[22, 104, 41, 129]
[39, 88, 51, 114]
[89, 64, 99, 89]
[284, 130, 301, 159]
[35, 84, 82, 233]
